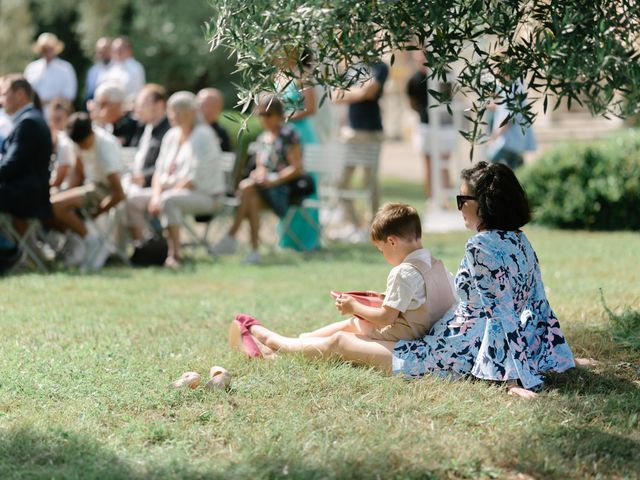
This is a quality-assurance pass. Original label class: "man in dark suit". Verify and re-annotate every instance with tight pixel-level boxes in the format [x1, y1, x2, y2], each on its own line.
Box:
[130, 83, 170, 188]
[0, 75, 52, 231]
[197, 88, 232, 152]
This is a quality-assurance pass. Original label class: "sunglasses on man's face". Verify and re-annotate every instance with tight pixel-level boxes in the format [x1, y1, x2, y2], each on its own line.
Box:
[258, 111, 274, 117]
[456, 195, 476, 210]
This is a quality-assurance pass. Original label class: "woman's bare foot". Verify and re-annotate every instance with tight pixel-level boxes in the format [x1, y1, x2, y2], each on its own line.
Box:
[507, 385, 538, 399]
[575, 357, 599, 368]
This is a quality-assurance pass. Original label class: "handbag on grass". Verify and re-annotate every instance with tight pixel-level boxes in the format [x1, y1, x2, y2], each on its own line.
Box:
[130, 235, 168, 266]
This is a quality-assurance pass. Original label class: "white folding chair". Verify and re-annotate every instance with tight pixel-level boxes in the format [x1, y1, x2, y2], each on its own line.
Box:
[0, 214, 48, 273]
[180, 152, 238, 253]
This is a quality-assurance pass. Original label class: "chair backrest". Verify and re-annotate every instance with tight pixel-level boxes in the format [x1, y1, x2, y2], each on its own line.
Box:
[219, 151, 237, 193]
[303, 142, 381, 199]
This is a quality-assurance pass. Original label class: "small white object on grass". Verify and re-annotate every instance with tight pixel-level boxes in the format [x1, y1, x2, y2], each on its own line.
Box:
[172, 371, 201, 389]
[205, 366, 231, 391]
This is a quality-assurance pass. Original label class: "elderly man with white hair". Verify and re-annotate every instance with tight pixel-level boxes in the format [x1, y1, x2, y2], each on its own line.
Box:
[89, 82, 139, 146]
[24, 33, 78, 107]
[125, 91, 224, 269]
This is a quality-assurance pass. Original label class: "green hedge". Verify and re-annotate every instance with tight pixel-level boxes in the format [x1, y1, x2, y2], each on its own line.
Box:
[520, 130, 640, 230]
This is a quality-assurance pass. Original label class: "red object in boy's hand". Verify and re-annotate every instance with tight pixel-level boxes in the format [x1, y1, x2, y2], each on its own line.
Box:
[330, 291, 383, 308]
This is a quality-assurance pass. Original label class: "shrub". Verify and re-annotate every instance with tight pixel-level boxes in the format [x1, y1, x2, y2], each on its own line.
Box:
[520, 130, 640, 230]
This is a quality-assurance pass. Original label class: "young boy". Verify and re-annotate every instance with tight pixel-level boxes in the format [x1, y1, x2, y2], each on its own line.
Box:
[301, 203, 457, 341]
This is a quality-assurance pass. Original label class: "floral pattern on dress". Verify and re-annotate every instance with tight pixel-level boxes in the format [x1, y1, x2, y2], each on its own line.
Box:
[392, 230, 575, 390]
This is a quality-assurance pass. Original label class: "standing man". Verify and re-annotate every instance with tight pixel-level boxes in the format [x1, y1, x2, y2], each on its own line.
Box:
[332, 60, 389, 236]
[197, 88, 231, 152]
[0, 75, 53, 228]
[24, 33, 78, 108]
[85, 37, 112, 104]
[101, 36, 145, 104]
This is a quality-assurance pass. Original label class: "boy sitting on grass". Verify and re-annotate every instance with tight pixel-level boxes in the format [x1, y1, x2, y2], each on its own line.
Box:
[301, 203, 457, 341]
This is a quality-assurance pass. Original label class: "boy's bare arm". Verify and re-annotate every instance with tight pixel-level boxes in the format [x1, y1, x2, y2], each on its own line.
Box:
[336, 295, 399, 327]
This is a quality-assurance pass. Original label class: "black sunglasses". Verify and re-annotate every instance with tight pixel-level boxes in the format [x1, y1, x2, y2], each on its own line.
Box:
[258, 111, 275, 117]
[456, 195, 476, 210]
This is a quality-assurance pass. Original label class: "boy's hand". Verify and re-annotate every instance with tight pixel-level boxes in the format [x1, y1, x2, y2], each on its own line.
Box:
[335, 294, 356, 315]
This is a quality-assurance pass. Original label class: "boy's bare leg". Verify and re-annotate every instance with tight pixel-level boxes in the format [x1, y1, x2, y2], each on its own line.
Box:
[299, 317, 373, 338]
[250, 325, 394, 373]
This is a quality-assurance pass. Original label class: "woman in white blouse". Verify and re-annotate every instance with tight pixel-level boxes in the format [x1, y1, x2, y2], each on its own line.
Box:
[125, 91, 224, 268]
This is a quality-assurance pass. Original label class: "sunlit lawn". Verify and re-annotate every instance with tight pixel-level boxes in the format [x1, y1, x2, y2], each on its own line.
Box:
[0, 180, 638, 479]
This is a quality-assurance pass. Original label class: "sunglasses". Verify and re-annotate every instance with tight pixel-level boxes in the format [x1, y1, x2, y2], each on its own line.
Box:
[456, 195, 476, 210]
[258, 111, 275, 117]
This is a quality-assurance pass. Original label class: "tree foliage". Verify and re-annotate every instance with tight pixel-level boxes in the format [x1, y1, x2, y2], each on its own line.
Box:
[208, 0, 640, 144]
[18, 0, 238, 99]
[0, 0, 36, 74]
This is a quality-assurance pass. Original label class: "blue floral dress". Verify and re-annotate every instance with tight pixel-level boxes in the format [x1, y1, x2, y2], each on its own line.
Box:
[393, 230, 575, 390]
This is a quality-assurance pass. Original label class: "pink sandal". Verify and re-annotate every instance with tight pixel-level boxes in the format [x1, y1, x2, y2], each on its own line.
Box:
[228, 314, 263, 358]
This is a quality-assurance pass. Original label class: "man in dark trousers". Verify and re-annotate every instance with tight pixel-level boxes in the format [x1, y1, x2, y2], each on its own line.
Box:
[0, 75, 52, 232]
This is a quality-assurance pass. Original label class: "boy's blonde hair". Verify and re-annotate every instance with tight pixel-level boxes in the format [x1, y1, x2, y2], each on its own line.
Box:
[370, 203, 422, 242]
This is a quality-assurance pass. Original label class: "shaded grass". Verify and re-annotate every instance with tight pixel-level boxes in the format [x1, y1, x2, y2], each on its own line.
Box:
[0, 181, 639, 479]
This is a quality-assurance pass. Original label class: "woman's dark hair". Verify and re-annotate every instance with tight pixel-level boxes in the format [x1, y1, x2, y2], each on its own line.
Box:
[460, 161, 530, 231]
[66, 112, 94, 143]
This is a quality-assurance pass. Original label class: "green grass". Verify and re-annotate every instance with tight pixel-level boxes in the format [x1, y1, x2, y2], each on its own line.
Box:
[1, 182, 639, 479]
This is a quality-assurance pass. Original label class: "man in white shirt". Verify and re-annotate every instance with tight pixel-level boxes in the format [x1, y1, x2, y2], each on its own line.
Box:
[50, 112, 125, 268]
[24, 33, 78, 107]
[100, 36, 145, 104]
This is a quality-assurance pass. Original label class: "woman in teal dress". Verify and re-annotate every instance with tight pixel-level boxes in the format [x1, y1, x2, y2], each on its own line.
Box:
[277, 70, 322, 252]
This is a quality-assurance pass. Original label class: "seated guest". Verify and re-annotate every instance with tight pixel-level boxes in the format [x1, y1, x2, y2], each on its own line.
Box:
[0, 75, 52, 230]
[197, 88, 231, 152]
[50, 113, 124, 268]
[0, 75, 13, 147]
[89, 82, 138, 146]
[24, 33, 77, 109]
[47, 97, 74, 189]
[125, 91, 224, 269]
[130, 84, 170, 188]
[213, 95, 304, 264]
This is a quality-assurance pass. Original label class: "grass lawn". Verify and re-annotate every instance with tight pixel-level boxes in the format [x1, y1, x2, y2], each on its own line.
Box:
[1, 180, 639, 479]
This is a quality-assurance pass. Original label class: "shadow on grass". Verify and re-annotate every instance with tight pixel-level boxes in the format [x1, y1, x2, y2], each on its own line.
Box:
[0, 427, 451, 480]
[505, 426, 640, 479]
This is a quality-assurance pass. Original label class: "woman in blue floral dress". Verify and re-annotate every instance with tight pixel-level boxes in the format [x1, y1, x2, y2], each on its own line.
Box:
[235, 161, 575, 397]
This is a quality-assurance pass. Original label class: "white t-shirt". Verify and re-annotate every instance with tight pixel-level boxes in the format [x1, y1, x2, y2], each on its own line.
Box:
[76, 127, 122, 184]
[54, 131, 74, 167]
[383, 248, 456, 313]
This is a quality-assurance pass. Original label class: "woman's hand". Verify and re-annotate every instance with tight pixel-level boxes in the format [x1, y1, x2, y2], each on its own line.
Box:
[335, 294, 356, 316]
[148, 196, 161, 216]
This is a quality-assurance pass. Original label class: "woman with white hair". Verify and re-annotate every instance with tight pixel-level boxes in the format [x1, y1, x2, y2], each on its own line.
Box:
[125, 91, 224, 268]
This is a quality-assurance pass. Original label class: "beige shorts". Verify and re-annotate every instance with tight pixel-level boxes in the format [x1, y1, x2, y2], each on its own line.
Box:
[360, 316, 432, 342]
[75, 183, 110, 216]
